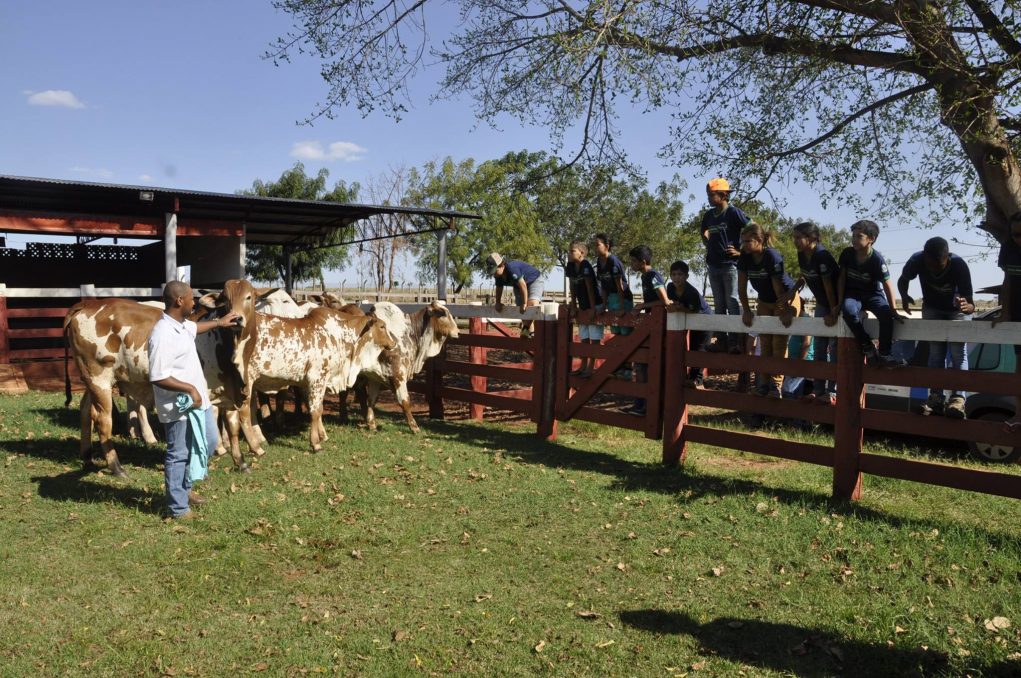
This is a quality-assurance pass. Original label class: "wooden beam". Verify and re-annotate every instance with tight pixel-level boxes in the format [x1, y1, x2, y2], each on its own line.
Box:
[684, 425, 833, 466]
[859, 453, 1021, 499]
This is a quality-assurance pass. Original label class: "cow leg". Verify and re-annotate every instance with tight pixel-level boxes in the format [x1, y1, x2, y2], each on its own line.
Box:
[258, 392, 271, 421]
[337, 389, 350, 425]
[223, 408, 250, 473]
[94, 388, 127, 478]
[394, 380, 420, 434]
[274, 391, 287, 426]
[213, 406, 228, 456]
[308, 388, 326, 453]
[239, 399, 267, 456]
[79, 390, 95, 463]
[126, 396, 142, 440]
[137, 401, 158, 445]
[363, 381, 381, 432]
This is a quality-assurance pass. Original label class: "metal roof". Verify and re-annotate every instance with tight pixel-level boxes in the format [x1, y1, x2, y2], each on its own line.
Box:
[0, 175, 480, 246]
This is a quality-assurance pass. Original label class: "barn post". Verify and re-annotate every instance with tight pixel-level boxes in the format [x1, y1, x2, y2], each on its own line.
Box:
[436, 222, 450, 301]
[163, 212, 178, 283]
[0, 284, 9, 365]
[238, 220, 247, 278]
[833, 336, 864, 501]
[469, 316, 486, 421]
[284, 246, 293, 296]
[661, 314, 688, 466]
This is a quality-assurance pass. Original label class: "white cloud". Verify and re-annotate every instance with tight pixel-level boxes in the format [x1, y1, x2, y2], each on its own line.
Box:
[70, 166, 114, 180]
[25, 89, 86, 109]
[290, 140, 367, 162]
[139, 174, 153, 183]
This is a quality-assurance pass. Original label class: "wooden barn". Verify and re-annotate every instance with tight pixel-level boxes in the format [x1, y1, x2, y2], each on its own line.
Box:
[0, 175, 474, 390]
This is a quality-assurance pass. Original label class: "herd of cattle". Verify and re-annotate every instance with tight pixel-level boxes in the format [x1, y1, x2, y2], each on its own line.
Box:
[62, 279, 459, 477]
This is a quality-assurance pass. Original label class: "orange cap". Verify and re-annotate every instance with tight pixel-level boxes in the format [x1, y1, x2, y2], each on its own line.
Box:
[707, 178, 731, 192]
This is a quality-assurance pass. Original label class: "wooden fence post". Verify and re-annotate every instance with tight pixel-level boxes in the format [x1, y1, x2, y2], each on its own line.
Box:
[661, 322, 688, 466]
[535, 313, 558, 441]
[833, 337, 864, 500]
[554, 305, 571, 421]
[469, 316, 486, 421]
[426, 351, 445, 420]
[0, 286, 9, 365]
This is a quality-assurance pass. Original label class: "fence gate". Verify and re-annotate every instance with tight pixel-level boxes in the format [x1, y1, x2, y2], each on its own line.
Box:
[554, 305, 666, 439]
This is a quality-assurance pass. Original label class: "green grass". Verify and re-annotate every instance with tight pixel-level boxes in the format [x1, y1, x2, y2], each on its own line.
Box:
[1, 391, 1019, 677]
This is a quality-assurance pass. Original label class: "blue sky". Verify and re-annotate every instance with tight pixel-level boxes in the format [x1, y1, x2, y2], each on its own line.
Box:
[0, 0, 1002, 295]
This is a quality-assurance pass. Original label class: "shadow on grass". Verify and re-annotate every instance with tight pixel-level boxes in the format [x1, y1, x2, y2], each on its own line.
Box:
[619, 609, 1019, 677]
[0, 436, 164, 472]
[421, 418, 1020, 546]
[31, 468, 163, 515]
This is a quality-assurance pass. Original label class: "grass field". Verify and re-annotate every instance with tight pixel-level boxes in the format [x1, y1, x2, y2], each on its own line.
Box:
[1, 391, 1019, 677]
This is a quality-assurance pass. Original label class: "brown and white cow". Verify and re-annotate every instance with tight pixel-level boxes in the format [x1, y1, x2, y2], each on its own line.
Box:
[216, 280, 397, 453]
[339, 301, 459, 433]
[63, 295, 262, 477]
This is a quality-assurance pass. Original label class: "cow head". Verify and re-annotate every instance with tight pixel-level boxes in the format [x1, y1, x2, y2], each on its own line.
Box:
[217, 279, 260, 390]
[410, 301, 459, 374]
[310, 292, 348, 310]
[347, 317, 398, 389]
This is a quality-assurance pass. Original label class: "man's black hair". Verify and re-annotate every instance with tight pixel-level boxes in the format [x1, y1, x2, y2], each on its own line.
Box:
[628, 245, 652, 265]
[670, 260, 689, 275]
[923, 236, 949, 260]
[595, 233, 613, 249]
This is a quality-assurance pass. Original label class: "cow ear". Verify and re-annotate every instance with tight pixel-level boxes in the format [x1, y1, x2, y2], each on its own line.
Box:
[198, 294, 218, 310]
[308, 294, 323, 304]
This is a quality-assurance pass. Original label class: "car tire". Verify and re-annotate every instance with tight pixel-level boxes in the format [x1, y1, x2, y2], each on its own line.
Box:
[967, 410, 1021, 463]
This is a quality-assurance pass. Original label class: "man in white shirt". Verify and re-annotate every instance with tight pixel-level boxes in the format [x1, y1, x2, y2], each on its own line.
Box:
[148, 280, 239, 520]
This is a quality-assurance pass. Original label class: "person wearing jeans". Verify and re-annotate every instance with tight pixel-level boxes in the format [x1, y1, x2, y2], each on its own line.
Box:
[789, 221, 841, 404]
[163, 406, 220, 518]
[700, 177, 749, 352]
[898, 237, 975, 417]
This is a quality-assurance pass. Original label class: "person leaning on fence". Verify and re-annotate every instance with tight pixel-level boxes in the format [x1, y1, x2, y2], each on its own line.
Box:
[700, 177, 750, 354]
[992, 212, 1021, 434]
[737, 222, 801, 399]
[625, 245, 670, 416]
[897, 236, 975, 418]
[148, 280, 240, 521]
[594, 233, 634, 337]
[566, 240, 603, 377]
[837, 220, 906, 368]
[487, 252, 542, 338]
[791, 221, 840, 405]
[666, 259, 712, 389]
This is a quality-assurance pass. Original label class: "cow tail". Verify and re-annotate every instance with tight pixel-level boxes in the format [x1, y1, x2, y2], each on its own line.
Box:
[63, 322, 72, 407]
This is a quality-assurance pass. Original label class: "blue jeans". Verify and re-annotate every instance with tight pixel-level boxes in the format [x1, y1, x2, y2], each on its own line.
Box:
[812, 305, 837, 396]
[163, 406, 219, 517]
[923, 305, 969, 397]
[707, 264, 740, 349]
[606, 292, 633, 336]
[841, 292, 894, 355]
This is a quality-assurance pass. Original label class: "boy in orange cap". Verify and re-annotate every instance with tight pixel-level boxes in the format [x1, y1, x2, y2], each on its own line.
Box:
[700, 177, 750, 353]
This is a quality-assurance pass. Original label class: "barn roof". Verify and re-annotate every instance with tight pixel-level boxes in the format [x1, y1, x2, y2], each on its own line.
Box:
[0, 175, 480, 246]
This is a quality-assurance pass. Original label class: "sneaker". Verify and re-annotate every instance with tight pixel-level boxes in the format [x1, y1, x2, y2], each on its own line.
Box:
[945, 395, 966, 419]
[163, 511, 197, 523]
[861, 343, 878, 360]
[766, 388, 783, 399]
[188, 490, 207, 506]
[920, 393, 945, 416]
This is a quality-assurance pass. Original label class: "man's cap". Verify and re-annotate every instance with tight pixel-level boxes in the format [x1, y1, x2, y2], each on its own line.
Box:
[706, 177, 731, 192]
[485, 252, 504, 274]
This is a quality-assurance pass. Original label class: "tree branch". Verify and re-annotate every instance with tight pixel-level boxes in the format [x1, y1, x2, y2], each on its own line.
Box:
[963, 0, 1021, 57]
[765, 82, 933, 159]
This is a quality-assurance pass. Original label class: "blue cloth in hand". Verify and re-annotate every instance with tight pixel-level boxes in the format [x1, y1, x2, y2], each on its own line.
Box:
[174, 393, 209, 483]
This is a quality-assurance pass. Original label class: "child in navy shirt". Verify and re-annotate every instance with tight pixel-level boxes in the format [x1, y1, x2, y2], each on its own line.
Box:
[594, 233, 634, 337]
[667, 260, 712, 388]
[566, 240, 603, 376]
[700, 178, 750, 353]
[837, 220, 904, 367]
[487, 252, 542, 338]
[625, 245, 669, 415]
[791, 221, 840, 404]
[897, 236, 975, 416]
[994, 212, 1021, 433]
[738, 222, 801, 398]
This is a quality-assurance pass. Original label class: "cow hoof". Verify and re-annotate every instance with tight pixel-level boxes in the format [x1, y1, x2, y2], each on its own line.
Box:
[250, 447, 266, 458]
[214, 447, 228, 457]
[410, 426, 421, 434]
[238, 464, 251, 474]
[312, 446, 323, 453]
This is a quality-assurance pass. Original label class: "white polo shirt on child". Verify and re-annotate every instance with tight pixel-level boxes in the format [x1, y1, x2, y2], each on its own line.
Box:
[148, 313, 210, 423]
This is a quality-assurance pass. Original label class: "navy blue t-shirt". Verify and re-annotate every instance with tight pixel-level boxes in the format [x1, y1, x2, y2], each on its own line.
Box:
[667, 280, 711, 314]
[640, 269, 667, 304]
[737, 247, 794, 303]
[495, 260, 540, 287]
[839, 247, 890, 297]
[797, 245, 839, 306]
[900, 251, 973, 312]
[595, 254, 633, 300]
[565, 259, 602, 310]
[701, 205, 750, 267]
[998, 241, 1021, 318]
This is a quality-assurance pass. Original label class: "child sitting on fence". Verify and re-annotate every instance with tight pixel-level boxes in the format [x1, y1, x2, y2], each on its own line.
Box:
[594, 233, 633, 337]
[625, 245, 670, 416]
[790, 221, 840, 405]
[837, 220, 905, 367]
[565, 241, 603, 377]
[666, 260, 712, 389]
[738, 222, 801, 398]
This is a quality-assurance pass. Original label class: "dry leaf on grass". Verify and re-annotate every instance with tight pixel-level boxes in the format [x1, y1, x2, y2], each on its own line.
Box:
[533, 640, 546, 653]
[575, 610, 602, 620]
[984, 616, 1011, 632]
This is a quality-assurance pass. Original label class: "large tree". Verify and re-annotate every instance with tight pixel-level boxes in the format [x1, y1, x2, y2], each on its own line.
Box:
[270, 0, 1021, 242]
[241, 163, 359, 287]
